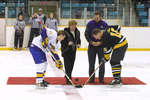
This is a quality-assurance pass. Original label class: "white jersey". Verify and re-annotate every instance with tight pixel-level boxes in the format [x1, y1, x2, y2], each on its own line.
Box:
[32, 28, 61, 52]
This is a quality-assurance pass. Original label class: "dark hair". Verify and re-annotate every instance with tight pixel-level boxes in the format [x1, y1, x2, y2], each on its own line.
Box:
[58, 30, 66, 36]
[18, 14, 23, 18]
[18, 14, 23, 21]
[93, 28, 101, 35]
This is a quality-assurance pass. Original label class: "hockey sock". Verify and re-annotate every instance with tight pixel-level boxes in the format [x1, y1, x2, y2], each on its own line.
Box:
[36, 72, 44, 83]
[43, 71, 46, 78]
[36, 62, 47, 84]
[112, 64, 121, 80]
[43, 62, 47, 79]
[110, 61, 122, 80]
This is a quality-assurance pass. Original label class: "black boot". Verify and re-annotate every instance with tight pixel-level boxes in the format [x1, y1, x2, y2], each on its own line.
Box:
[65, 77, 72, 85]
[66, 81, 72, 85]
[99, 79, 104, 83]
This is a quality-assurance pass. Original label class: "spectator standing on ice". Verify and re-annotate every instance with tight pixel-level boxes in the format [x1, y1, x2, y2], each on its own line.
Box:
[84, 12, 108, 83]
[61, 20, 81, 84]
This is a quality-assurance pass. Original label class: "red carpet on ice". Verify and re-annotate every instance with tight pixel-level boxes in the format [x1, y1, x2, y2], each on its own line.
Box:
[7, 77, 146, 85]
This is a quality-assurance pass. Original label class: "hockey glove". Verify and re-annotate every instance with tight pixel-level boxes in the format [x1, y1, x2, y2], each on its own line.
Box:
[50, 49, 63, 70]
[101, 57, 107, 63]
[56, 60, 63, 70]
[49, 43, 55, 50]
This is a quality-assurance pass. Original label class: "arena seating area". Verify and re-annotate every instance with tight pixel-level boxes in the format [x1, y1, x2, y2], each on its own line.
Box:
[61, 0, 119, 19]
[136, 4, 148, 26]
[135, 0, 150, 26]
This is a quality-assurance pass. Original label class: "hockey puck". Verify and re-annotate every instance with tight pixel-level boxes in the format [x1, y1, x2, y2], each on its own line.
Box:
[75, 78, 79, 82]
[75, 85, 83, 88]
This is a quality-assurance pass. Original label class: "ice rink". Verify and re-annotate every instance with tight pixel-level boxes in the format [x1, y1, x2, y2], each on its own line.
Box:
[0, 50, 150, 100]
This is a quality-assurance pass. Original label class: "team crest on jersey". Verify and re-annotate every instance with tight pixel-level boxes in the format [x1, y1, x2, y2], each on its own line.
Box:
[49, 31, 53, 34]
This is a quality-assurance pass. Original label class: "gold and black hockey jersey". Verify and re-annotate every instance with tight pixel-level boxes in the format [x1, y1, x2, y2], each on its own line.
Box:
[102, 26, 127, 50]
[101, 26, 128, 61]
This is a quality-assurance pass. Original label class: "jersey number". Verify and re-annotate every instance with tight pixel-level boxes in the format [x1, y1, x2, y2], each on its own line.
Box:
[110, 28, 121, 38]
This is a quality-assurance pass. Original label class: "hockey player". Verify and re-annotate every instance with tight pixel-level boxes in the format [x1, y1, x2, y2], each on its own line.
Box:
[92, 25, 128, 85]
[29, 26, 66, 88]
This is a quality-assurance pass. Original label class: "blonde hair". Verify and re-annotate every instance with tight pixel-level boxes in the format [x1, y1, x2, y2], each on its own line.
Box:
[68, 20, 77, 26]
[94, 11, 101, 16]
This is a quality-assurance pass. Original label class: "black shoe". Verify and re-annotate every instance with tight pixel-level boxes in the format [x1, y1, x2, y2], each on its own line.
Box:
[89, 80, 95, 83]
[99, 80, 104, 83]
[109, 79, 122, 85]
[66, 81, 72, 85]
[65, 76, 72, 85]
[43, 80, 50, 85]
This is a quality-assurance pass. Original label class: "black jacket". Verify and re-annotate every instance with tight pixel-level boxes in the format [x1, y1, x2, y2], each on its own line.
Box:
[61, 27, 81, 57]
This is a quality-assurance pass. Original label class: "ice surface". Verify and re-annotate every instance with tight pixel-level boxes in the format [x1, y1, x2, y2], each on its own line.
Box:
[0, 51, 150, 100]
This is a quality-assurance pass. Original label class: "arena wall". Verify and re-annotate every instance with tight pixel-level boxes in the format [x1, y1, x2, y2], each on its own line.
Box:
[5, 26, 150, 50]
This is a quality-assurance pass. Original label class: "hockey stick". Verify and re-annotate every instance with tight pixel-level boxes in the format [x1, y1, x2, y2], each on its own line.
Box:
[78, 61, 103, 88]
[45, 48, 82, 88]
[61, 69, 77, 87]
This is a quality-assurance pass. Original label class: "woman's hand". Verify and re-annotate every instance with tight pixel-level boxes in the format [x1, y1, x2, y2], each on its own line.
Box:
[68, 41, 73, 46]
[77, 44, 81, 48]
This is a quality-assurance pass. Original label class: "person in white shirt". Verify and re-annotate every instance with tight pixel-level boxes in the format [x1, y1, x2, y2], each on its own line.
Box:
[37, 8, 46, 24]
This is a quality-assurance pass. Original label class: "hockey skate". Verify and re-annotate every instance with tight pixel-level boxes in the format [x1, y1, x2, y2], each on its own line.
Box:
[43, 80, 50, 85]
[36, 82, 48, 89]
[109, 79, 122, 88]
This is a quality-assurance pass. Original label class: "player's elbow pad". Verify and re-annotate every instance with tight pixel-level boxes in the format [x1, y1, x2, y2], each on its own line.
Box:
[42, 37, 49, 48]
[104, 47, 112, 61]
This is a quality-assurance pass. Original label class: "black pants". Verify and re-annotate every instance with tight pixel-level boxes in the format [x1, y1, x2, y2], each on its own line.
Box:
[14, 31, 24, 49]
[111, 44, 128, 62]
[28, 28, 40, 47]
[88, 45, 105, 82]
[110, 44, 128, 79]
[63, 51, 76, 82]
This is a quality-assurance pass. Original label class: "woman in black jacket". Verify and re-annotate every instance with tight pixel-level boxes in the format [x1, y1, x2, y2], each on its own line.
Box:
[61, 20, 81, 84]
